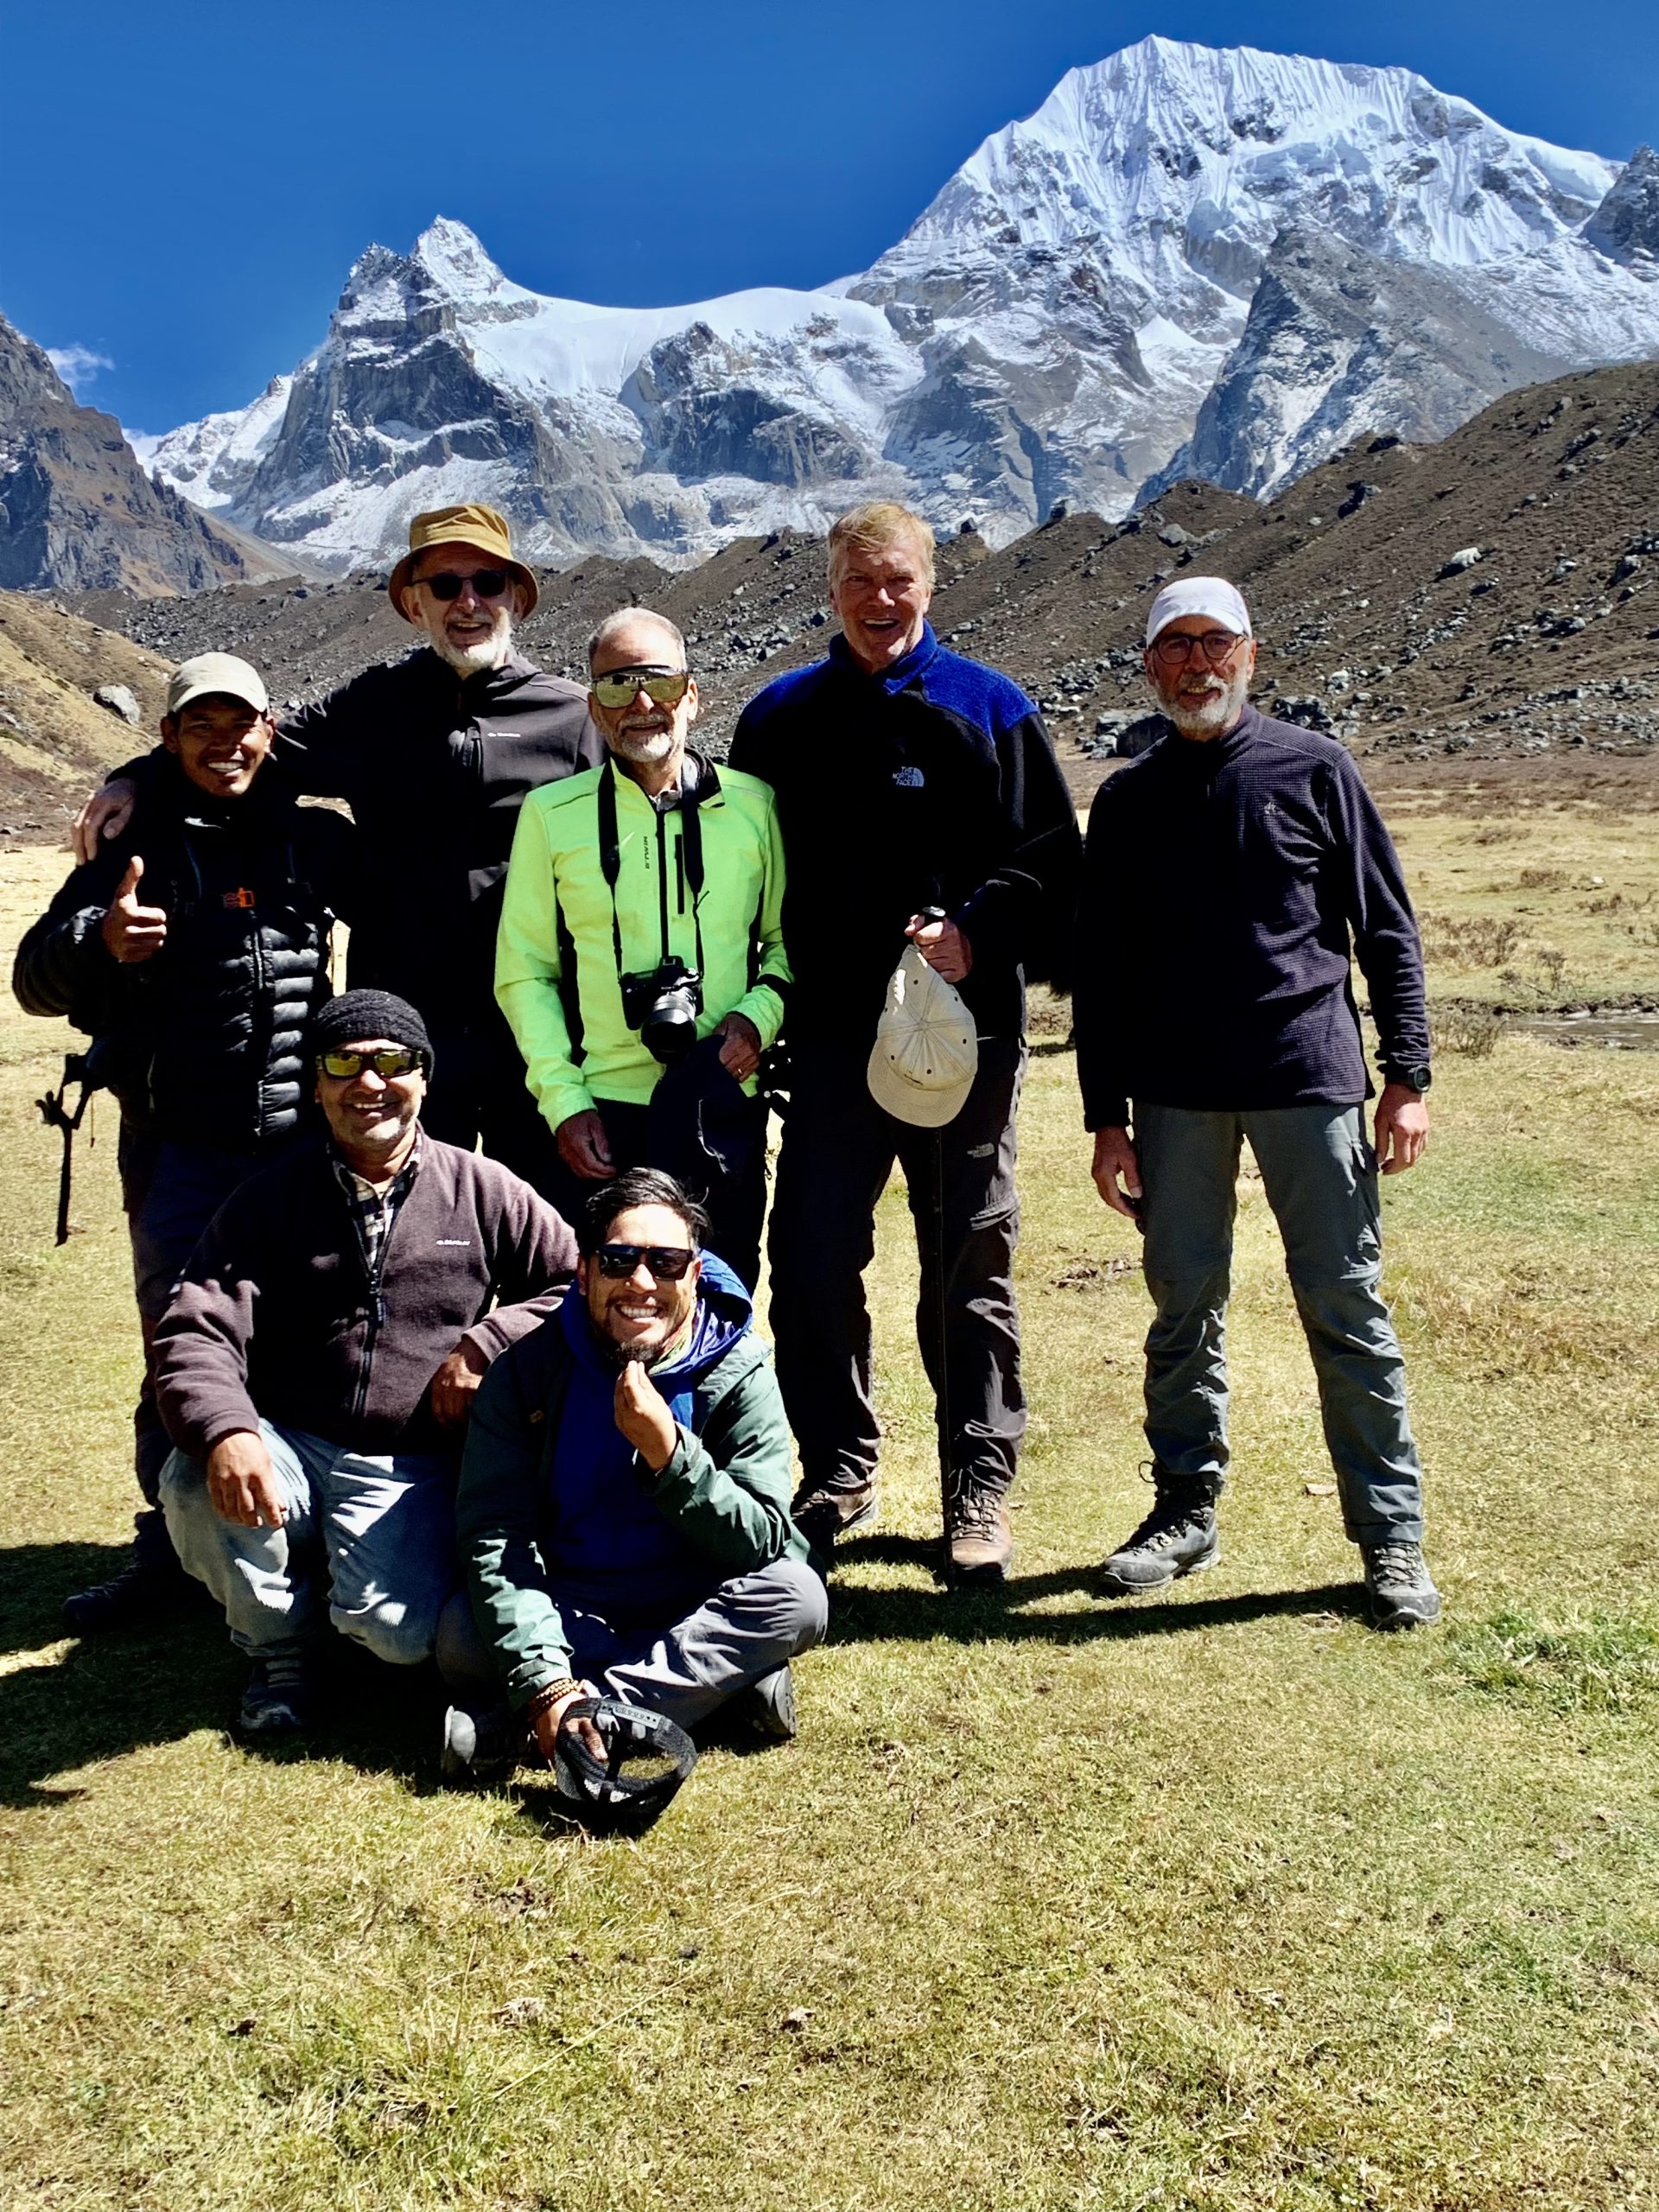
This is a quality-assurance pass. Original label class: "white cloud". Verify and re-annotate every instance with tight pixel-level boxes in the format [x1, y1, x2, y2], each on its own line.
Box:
[46, 343, 115, 396]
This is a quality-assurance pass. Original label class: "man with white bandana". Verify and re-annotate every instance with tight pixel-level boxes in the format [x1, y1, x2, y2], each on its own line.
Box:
[1073, 578, 1440, 1630]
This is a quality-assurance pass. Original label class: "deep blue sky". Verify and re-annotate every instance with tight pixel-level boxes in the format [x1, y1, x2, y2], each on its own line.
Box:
[4, 0, 1655, 435]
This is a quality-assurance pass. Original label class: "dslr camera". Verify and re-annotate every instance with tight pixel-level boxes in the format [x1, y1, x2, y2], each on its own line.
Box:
[620, 957, 703, 1063]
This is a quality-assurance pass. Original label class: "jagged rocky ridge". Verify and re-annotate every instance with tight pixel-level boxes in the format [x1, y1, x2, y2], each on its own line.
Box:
[137, 39, 1659, 570]
[0, 315, 257, 594]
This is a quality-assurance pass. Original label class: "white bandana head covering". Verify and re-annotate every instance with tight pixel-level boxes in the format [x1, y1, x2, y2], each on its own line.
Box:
[1145, 576, 1253, 646]
[867, 945, 978, 1128]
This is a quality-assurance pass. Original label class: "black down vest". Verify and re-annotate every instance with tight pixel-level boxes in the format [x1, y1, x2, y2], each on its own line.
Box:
[14, 766, 356, 1147]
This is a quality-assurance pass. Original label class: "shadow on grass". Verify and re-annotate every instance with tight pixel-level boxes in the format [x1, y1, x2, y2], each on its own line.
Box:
[0, 1542, 796, 1814]
[826, 1544, 1365, 1646]
[0, 1543, 238, 1808]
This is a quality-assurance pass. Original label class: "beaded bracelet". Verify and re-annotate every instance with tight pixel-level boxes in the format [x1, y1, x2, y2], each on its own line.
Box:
[525, 1678, 583, 1721]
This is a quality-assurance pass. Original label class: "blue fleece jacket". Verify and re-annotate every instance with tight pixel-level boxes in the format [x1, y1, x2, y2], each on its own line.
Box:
[729, 624, 1081, 1045]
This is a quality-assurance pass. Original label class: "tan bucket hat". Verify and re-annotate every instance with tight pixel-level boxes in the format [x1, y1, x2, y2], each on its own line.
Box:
[867, 944, 978, 1127]
[388, 503, 538, 620]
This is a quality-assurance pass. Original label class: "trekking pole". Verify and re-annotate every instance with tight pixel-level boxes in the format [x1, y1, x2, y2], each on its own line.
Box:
[35, 1052, 94, 1248]
[915, 908, 955, 1584]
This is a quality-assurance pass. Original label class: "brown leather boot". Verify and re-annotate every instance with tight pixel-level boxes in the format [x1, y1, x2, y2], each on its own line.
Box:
[791, 1478, 879, 1551]
[945, 1477, 1014, 1586]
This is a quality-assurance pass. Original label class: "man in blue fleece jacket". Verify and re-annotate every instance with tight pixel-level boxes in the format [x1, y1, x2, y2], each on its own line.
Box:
[729, 501, 1080, 1586]
[448, 1168, 823, 1778]
[1075, 578, 1440, 1630]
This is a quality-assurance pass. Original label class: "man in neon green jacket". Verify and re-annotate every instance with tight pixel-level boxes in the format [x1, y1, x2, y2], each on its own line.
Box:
[497, 608, 789, 1287]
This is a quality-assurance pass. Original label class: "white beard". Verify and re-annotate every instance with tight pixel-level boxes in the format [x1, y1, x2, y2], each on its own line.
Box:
[433, 613, 513, 677]
[1164, 667, 1250, 740]
[609, 725, 678, 772]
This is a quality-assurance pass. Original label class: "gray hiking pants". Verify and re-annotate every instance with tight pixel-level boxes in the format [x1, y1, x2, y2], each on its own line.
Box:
[440, 1558, 828, 1730]
[1135, 1101, 1425, 1545]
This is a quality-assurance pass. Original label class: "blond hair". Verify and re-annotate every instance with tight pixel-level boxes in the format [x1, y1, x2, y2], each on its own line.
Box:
[827, 501, 936, 588]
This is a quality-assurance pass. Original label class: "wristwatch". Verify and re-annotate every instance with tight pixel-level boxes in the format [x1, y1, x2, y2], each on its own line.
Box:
[1384, 1063, 1433, 1092]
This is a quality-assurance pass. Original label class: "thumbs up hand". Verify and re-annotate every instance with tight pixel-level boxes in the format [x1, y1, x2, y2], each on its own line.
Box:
[101, 855, 168, 964]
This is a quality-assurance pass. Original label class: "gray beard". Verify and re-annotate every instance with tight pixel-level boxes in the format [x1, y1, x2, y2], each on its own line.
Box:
[609, 727, 679, 772]
[434, 620, 513, 677]
[1165, 672, 1249, 740]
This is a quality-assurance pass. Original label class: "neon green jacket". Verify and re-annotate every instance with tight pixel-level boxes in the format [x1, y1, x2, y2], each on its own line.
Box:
[496, 753, 790, 1131]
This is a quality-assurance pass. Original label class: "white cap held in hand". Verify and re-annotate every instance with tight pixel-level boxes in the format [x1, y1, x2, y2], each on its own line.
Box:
[867, 945, 978, 1128]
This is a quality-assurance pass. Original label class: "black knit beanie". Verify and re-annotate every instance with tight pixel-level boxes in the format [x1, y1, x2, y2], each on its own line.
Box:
[311, 990, 434, 1072]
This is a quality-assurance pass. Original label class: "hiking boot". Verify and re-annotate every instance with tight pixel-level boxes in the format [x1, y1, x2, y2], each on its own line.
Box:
[1096, 1469, 1220, 1597]
[945, 1477, 1014, 1586]
[791, 1477, 878, 1550]
[1363, 1541, 1442, 1630]
[441, 1702, 528, 1785]
[236, 1657, 317, 1739]
[732, 1664, 798, 1742]
[61, 1555, 194, 1635]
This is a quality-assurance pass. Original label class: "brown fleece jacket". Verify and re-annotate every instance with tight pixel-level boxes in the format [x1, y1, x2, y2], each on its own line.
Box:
[153, 1131, 577, 1459]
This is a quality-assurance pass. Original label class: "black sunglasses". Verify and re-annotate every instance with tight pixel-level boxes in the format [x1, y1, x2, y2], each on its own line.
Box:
[596, 1243, 696, 1281]
[590, 667, 691, 710]
[319, 1047, 425, 1080]
[419, 569, 512, 601]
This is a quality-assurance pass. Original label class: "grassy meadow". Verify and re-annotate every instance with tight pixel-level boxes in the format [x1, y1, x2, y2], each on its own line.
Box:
[1, 801, 1656, 2212]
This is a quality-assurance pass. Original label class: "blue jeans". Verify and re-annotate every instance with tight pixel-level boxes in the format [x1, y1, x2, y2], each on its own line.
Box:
[160, 1419, 458, 1666]
[1135, 1101, 1425, 1545]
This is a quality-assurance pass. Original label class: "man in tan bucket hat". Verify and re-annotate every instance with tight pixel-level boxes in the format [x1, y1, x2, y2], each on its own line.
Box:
[74, 505, 603, 1187]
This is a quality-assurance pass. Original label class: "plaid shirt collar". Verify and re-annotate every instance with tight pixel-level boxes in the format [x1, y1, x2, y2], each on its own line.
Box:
[331, 1127, 423, 1276]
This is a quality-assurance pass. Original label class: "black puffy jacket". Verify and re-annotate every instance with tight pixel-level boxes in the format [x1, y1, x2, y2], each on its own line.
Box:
[111, 649, 602, 1038]
[13, 761, 356, 1146]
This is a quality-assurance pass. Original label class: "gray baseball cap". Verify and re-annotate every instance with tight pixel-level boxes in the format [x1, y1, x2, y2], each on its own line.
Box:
[165, 652, 270, 719]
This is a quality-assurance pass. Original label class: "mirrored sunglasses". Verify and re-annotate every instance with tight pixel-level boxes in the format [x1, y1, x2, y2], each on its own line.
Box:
[319, 1047, 425, 1080]
[420, 569, 512, 601]
[590, 667, 692, 710]
[596, 1242, 696, 1281]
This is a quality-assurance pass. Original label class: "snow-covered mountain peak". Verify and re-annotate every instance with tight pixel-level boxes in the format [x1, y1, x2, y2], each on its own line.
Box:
[897, 35, 1618, 284]
[134, 37, 1659, 571]
[411, 216, 515, 299]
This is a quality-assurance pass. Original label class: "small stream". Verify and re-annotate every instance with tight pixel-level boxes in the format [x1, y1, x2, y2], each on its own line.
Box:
[1503, 1012, 1659, 1052]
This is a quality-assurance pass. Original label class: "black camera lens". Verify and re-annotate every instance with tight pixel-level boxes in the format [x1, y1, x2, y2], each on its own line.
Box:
[620, 958, 703, 1063]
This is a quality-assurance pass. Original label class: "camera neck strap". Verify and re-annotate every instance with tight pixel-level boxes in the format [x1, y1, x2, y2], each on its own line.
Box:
[596, 754, 706, 980]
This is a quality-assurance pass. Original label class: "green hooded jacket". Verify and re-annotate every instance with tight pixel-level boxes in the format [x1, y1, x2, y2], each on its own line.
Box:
[455, 1263, 808, 1709]
[496, 752, 790, 1134]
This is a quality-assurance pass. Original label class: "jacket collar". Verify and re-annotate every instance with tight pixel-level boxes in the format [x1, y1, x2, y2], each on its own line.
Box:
[411, 644, 540, 697]
[828, 620, 940, 696]
[156, 752, 297, 832]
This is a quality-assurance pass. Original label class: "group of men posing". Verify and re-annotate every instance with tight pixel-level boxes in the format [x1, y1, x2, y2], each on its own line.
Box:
[16, 495, 1440, 1777]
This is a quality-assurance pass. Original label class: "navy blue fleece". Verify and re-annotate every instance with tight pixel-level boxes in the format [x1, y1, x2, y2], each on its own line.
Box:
[1073, 705, 1431, 1128]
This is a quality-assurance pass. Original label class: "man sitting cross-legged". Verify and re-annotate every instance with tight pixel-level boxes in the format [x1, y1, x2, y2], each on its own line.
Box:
[155, 989, 578, 1737]
[444, 1169, 826, 1783]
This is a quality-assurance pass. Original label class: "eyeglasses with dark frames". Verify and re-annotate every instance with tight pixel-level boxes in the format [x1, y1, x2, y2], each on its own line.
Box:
[1150, 629, 1248, 667]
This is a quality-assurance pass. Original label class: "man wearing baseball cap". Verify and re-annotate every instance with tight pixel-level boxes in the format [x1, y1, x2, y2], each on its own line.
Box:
[71, 505, 603, 1186]
[15, 653, 356, 1630]
[1073, 578, 1440, 1629]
